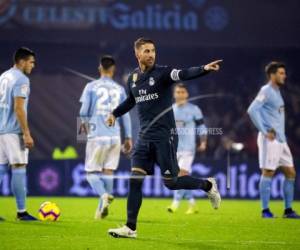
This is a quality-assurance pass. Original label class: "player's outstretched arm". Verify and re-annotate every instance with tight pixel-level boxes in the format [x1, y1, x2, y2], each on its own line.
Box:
[14, 97, 34, 149]
[171, 60, 223, 82]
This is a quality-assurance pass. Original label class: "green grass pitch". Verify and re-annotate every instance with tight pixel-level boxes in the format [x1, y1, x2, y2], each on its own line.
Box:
[0, 197, 300, 250]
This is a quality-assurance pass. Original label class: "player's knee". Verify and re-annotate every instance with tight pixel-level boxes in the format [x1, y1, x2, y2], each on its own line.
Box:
[163, 177, 178, 190]
[11, 164, 26, 169]
[103, 169, 114, 175]
[285, 167, 296, 179]
[262, 169, 275, 177]
[178, 169, 189, 177]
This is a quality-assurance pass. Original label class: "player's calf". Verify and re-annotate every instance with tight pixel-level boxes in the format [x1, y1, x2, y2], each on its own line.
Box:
[163, 175, 221, 209]
[11, 165, 37, 219]
[163, 175, 211, 191]
[126, 170, 145, 231]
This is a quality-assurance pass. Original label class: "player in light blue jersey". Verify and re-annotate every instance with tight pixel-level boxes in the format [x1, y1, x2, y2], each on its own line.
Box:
[0, 48, 37, 221]
[248, 61, 299, 219]
[167, 83, 208, 214]
[79, 55, 132, 219]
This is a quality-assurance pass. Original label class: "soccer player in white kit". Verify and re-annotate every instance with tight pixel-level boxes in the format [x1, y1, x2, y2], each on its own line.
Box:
[79, 55, 132, 219]
[167, 83, 208, 214]
[247, 61, 299, 219]
[0, 47, 37, 221]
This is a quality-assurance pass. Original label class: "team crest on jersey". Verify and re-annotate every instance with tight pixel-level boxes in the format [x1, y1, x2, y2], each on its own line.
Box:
[256, 93, 266, 102]
[21, 85, 29, 96]
[132, 73, 138, 88]
[149, 77, 155, 86]
[279, 106, 285, 114]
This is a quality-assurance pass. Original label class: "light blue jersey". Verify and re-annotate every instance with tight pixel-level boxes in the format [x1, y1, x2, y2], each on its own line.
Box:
[173, 102, 207, 152]
[247, 82, 286, 142]
[79, 76, 132, 139]
[0, 67, 30, 134]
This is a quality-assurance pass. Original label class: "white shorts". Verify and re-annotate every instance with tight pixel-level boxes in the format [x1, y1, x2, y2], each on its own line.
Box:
[0, 134, 29, 165]
[176, 151, 195, 173]
[257, 132, 294, 170]
[85, 136, 121, 172]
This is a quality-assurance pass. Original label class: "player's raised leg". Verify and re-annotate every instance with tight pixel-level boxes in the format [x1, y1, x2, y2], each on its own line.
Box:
[157, 138, 221, 210]
[163, 175, 220, 209]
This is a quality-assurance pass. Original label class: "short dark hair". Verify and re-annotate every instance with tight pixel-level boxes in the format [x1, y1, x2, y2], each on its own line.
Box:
[265, 61, 285, 78]
[14, 47, 35, 64]
[100, 55, 115, 70]
[134, 37, 155, 50]
[174, 83, 188, 91]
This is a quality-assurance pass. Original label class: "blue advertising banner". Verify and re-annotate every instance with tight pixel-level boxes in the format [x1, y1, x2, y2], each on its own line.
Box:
[1, 158, 299, 199]
[0, 0, 299, 47]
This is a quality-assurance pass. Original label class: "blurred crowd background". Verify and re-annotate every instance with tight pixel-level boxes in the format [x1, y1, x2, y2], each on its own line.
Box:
[0, 0, 299, 161]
